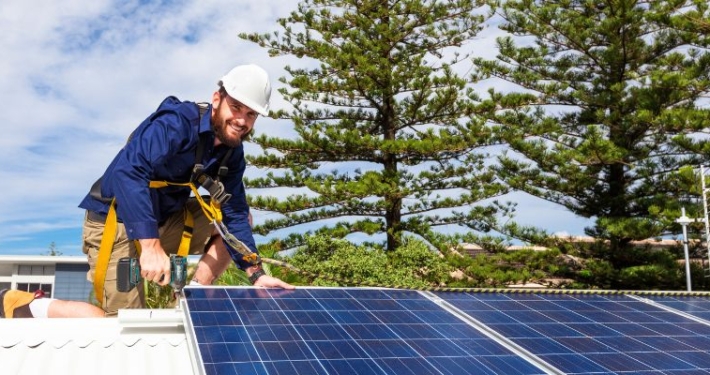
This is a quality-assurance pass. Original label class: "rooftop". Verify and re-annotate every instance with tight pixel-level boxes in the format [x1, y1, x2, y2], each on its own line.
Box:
[1, 309, 194, 375]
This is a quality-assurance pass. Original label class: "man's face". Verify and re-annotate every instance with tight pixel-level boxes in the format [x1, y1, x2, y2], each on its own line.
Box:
[211, 91, 258, 148]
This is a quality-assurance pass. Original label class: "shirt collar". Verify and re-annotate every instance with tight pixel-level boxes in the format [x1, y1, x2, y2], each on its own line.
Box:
[197, 103, 213, 135]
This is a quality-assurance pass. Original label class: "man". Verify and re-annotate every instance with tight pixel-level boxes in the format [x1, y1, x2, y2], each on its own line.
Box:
[1, 64, 293, 318]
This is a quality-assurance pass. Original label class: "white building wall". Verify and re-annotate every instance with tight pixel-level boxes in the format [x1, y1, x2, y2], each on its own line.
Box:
[0, 256, 88, 298]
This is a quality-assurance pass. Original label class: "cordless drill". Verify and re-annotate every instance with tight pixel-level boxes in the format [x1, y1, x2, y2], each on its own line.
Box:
[116, 255, 187, 295]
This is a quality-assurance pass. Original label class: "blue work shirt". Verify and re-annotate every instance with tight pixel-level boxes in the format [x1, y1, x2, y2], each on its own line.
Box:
[79, 96, 257, 270]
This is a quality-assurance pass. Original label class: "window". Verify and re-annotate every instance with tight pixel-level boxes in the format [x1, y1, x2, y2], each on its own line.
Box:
[17, 265, 55, 276]
[40, 284, 52, 295]
[15, 283, 53, 298]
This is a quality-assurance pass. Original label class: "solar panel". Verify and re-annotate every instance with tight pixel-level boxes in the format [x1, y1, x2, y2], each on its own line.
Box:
[647, 295, 710, 321]
[435, 292, 710, 374]
[182, 287, 548, 375]
[182, 288, 710, 374]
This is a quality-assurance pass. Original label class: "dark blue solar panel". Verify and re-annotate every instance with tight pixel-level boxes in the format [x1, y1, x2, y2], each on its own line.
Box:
[436, 292, 710, 374]
[647, 295, 710, 321]
[183, 287, 546, 375]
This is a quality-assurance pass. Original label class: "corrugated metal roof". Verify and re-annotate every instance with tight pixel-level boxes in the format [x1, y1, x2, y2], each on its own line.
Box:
[0, 314, 195, 375]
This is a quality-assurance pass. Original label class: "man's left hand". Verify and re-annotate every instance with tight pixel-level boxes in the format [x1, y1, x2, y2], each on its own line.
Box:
[246, 264, 295, 289]
[253, 274, 295, 289]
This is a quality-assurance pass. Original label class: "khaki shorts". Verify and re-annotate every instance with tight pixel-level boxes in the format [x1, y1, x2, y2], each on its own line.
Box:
[83, 198, 214, 315]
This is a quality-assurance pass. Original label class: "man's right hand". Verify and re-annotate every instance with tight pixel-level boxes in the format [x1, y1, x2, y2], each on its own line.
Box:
[138, 239, 171, 286]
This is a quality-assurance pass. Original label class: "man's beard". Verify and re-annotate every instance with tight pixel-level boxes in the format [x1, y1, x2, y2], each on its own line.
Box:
[212, 111, 244, 148]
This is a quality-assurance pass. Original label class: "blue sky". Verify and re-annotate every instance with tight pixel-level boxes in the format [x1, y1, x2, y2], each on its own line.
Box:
[0, 0, 592, 257]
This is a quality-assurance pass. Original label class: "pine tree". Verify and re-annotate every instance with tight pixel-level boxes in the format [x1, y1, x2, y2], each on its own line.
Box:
[474, 0, 710, 264]
[44, 241, 62, 256]
[240, 0, 505, 251]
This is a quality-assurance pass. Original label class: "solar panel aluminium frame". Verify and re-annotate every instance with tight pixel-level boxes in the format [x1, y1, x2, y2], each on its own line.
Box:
[181, 293, 204, 375]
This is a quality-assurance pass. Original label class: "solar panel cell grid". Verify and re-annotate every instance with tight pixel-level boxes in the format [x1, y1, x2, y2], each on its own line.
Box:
[184, 287, 546, 375]
[183, 288, 710, 375]
[650, 296, 710, 321]
[435, 292, 710, 374]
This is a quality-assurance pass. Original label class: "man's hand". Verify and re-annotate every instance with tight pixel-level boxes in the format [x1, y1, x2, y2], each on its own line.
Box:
[246, 264, 295, 289]
[138, 239, 171, 286]
[253, 274, 295, 289]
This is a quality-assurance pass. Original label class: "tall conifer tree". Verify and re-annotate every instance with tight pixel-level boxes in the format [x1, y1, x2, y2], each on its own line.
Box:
[474, 0, 710, 262]
[241, 0, 503, 251]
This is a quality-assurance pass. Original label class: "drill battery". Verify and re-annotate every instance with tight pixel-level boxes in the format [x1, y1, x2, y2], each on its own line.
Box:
[116, 255, 187, 292]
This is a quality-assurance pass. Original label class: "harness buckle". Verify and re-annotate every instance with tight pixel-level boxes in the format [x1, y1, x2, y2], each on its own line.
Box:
[196, 174, 231, 205]
[191, 163, 205, 183]
[243, 253, 261, 265]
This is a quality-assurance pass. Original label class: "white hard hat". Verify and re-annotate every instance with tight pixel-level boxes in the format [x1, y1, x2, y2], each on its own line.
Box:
[219, 64, 271, 116]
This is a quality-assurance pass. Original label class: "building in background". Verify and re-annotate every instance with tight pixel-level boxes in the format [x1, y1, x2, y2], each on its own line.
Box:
[0, 255, 92, 302]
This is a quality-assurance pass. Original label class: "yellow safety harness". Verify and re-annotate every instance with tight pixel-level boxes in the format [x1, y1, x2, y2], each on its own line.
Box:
[93, 179, 261, 306]
[93, 184, 201, 305]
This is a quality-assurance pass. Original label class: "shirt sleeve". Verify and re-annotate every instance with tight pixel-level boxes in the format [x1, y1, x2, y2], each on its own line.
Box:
[220, 147, 260, 270]
[109, 110, 192, 240]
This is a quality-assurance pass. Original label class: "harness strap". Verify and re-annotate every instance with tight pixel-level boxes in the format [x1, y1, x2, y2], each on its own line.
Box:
[92, 189, 196, 307]
[148, 181, 223, 222]
[94, 199, 118, 306]
[190, 103, 211, 182]
[145, 181, 260, 266]
[178, 209, 193, 257]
